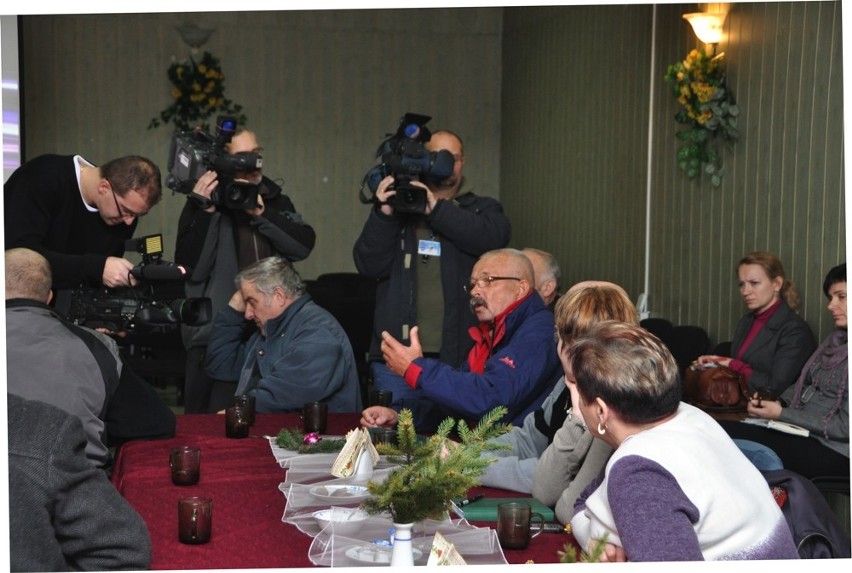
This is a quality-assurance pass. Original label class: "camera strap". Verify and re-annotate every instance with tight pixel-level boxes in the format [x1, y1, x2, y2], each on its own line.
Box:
[188, 192, 215, 210]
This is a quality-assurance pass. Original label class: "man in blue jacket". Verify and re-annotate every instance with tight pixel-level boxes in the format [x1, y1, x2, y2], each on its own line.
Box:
[360, 248, 560, 432]
[205, 256, 361, 412]
[353, 129, 511, 411]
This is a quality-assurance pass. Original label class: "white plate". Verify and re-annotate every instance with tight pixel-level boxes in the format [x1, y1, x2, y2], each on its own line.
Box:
[345, 544, 422, 564]
[312, 508, 370, 533]
[309, 484, 370, 501]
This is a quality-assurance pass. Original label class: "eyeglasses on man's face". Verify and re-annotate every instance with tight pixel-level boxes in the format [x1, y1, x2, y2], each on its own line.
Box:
[108, 180, 145, 220]
[463, 275, 522, 293]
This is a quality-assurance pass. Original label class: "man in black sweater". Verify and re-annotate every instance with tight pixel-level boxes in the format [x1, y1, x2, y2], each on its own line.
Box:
[4, 153, 162, 310]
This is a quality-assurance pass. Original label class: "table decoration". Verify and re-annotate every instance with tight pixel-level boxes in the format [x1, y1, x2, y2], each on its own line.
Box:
[280, 469, 395, 536]
[148, 50, 247, 132]
[307, 515, 505, 566]
[281, 454, 398, 486]
[111, 412, 564, 568]
[428, 531, 467, 565]
[331, 428, 380, 478]
[558, 531, 609, 563]
[360, 406, 511, 565]
[276, 427, 346, 453]
[664, 48, 739, 187]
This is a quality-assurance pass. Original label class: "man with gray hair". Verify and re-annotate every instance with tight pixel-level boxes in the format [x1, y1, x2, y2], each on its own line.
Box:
[522, 247, 561, 308]
[205, 256, 361, 412]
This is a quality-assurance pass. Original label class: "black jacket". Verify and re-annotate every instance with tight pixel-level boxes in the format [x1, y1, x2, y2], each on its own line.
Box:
[762, 469, 851, 558]
[353, 187, 511, 367]
[731, 300, 816, 397]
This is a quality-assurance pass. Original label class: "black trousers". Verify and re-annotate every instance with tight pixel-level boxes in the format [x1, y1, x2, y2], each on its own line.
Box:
[718, 419, 849, 479]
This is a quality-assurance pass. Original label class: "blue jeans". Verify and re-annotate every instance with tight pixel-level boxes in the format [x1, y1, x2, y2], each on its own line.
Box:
[370, 362, 422, 411]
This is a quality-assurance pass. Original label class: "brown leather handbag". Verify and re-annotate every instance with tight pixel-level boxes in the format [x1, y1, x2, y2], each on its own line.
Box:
[683, 365, 749, 410]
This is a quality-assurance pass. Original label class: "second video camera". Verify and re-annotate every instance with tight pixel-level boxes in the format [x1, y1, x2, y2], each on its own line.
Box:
[359, 113, 455, 214]
[166, 115, 262, 211]
[65, 234, 212, 334]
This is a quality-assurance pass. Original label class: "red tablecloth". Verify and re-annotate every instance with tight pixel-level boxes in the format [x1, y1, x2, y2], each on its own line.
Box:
[112, 413, 571, 569]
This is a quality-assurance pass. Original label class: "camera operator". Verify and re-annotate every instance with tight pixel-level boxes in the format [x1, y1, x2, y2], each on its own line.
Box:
[175, 127, 317, 413]
[353, 129, 511, 410]
[3, 154, 162, 303]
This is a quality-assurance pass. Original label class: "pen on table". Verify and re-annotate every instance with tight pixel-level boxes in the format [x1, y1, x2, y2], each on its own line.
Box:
[456, 494, 484, 507]
[456, 494, 485, 507]
[449, 494, 484, 520]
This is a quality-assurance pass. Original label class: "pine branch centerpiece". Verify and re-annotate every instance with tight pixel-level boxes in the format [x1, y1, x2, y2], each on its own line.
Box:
[360, 406, 512, 525]
[275, 427, 346, 453]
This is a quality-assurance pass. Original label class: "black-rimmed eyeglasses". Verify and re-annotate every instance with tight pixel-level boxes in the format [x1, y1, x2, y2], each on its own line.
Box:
[463, 276, 522, 293]
[108, 180, 144, 220]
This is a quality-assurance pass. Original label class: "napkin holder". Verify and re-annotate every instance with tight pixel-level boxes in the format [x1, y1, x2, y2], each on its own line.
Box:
[331, 428, 380, 478]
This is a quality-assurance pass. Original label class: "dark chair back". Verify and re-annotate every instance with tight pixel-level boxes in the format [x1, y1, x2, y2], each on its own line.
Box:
[640, 318, 677, 356]
[672, 325, 710, 373]
[305, 273, 378, 400]
[712, 340, 732, 357]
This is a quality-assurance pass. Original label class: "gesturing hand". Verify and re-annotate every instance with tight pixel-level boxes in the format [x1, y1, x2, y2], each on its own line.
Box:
[380, 326, 424, 377]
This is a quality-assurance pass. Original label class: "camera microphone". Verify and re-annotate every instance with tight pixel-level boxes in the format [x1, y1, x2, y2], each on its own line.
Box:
[131, 262, 188, 282]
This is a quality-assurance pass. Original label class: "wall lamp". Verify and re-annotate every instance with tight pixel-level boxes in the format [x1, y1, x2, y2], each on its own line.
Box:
[176, 22, 215, 53]
[683, 12, 726, 46]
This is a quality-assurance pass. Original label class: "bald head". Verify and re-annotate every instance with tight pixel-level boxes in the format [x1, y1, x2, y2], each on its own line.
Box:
[468, 248, 535, 322]
[481, 248, 535, 283]
[5, 248, 53, 302]
[522, 248, 561, 306]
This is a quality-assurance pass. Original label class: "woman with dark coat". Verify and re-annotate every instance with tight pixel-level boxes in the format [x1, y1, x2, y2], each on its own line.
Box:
[696, 251, 816, 398]
[720, 263, 848, 479]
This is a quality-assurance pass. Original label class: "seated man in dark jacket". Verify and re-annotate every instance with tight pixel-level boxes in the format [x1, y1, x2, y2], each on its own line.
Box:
[7, 393, 152, 571]
[205, 256, 362, 412]
[360, 248, 561, 432]
[5, 247, 175, 472]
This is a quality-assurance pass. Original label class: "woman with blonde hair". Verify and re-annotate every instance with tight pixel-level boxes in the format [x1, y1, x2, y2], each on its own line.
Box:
[480, 281, 638, 523]
[721, 263, 848, 479]
[697, 251, 815, 398]
[568, 321, 798, 561]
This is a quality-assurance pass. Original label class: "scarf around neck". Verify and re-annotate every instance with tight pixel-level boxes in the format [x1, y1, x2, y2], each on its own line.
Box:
[790, 328, 848, 438]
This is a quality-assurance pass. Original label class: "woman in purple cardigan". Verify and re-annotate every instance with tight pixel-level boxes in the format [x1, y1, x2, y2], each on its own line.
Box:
[566, 322, 798, 561]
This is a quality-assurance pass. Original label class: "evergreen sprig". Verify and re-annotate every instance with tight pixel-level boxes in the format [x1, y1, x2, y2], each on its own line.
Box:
[275, 427, 346, 453]
[361, 406, 512, 524]
[559, 533, 611, 563]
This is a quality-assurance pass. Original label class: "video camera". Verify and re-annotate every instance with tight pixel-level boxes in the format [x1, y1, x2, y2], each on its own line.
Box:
[165, 115, 262, 211]
[65, 234, 212, 334]
[359, 113, 455, 214]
